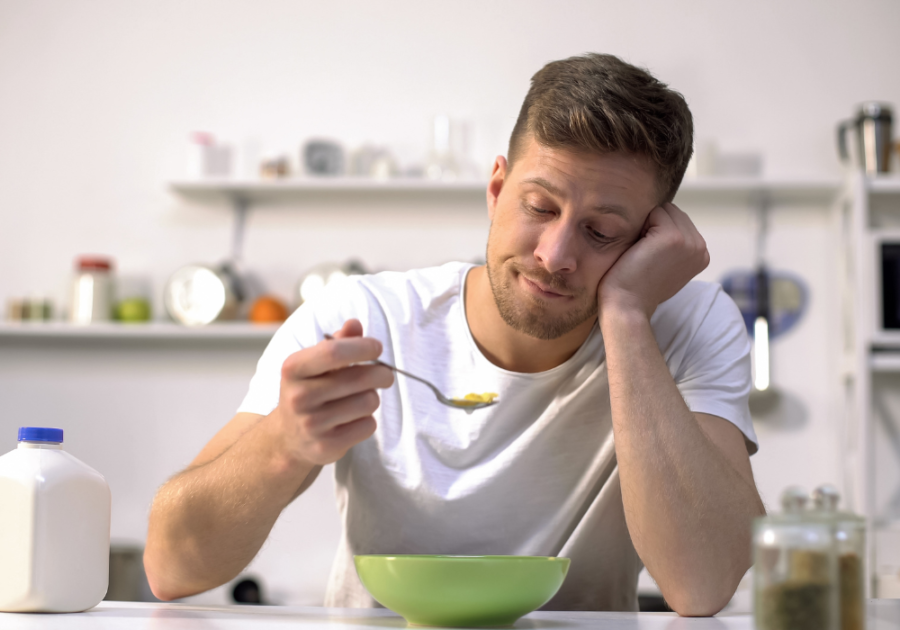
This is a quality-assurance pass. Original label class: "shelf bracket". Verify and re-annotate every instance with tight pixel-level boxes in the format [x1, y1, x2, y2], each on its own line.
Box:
[753, 189, 772, 269]
[230, 195, 249, 263]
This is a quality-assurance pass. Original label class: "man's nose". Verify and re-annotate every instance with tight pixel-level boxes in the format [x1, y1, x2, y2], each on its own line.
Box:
[533, 221, 578, 274]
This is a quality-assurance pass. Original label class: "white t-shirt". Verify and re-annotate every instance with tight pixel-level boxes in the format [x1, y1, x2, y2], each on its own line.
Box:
[238, 261, 757, 611]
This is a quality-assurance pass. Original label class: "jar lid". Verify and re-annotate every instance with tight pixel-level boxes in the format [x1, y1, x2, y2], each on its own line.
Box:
[76, 256, 113, 271]
[17, 427, 64, 443]
[857, 102, 893, 121]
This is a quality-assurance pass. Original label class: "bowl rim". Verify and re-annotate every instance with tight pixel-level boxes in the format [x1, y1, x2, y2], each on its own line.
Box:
[354, 554, 569, 562]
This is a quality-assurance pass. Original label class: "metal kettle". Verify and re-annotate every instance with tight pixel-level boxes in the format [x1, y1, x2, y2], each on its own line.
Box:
[837, 102, 894, 174]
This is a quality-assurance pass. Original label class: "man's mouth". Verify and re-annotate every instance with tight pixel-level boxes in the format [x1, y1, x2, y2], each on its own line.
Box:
[519, 273, 572, 299]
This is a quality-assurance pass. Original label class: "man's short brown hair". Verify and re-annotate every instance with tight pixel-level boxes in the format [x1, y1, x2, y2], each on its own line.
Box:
[508, 53, 693, 203]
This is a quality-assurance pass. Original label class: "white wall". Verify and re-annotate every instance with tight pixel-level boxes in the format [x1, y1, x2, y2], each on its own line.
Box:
[1, 0, 899, 606]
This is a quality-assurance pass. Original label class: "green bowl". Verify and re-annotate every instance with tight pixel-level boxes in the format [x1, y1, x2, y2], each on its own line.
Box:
[354, 554, 570, 627]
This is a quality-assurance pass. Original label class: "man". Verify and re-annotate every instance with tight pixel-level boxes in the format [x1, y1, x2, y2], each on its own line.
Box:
[144, 53, 765, 616]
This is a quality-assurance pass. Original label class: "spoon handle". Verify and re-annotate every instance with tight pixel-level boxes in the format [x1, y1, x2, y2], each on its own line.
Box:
[323, 333, 449, 403]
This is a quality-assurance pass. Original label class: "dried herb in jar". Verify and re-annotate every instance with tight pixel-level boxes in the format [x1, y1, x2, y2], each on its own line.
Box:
[840, 552, 864, 630]
[757, 580, 832, 630]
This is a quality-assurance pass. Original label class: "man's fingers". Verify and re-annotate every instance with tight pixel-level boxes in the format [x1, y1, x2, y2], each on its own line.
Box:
[642, 204, 675, 238]
[660, 203, 710, 274]
[282, 335, 383, 380]
[661, 202, 698, 237]
[289, 364, 394, 409]
[333, 319, 363, 339]
[305, 390, 383, 435]
[321, 416, 378, 452]
[300, 415, 378, 464]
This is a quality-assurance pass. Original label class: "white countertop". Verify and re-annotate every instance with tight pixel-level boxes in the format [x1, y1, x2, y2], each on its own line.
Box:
[1, 600, 899, 629]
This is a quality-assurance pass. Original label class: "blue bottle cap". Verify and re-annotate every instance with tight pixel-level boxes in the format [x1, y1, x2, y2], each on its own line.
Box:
[17, 427, 64, 443]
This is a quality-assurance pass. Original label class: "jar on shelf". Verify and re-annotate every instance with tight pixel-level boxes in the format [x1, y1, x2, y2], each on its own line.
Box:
[754, 487, 839, 630]
[69, 256, 114, 324]
[812, 485, 866, 630]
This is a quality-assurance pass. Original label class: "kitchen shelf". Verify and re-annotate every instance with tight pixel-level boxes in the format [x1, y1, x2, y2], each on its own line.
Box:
[170, 178, 488, 203]
[677, 177, 839, 205]
[870, 352, 900, 372]
[169, 175, 841, 262]
[868, 176, 900, 195]
[0, 321, 279, 341]
[872, 331, 900, 351]
[170, 176, 841, 206]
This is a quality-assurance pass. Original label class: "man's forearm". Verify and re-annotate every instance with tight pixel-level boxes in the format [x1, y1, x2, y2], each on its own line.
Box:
[144, 416, 316, 600]
[601, 309, 764, 616]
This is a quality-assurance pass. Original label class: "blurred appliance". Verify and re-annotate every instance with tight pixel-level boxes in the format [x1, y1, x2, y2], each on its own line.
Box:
[880, 241, 900, 331]
[105, 544, 157, 602]
[838, 102, 894, 174]
[164, 261, 245, 326]
[295, 260, 367, 307]
[303, 140, 345, 176]
[231, 577, 265, 604]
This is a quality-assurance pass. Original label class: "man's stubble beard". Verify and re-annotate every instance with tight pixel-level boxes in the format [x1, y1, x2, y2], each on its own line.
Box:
[485, 235, 598, 341]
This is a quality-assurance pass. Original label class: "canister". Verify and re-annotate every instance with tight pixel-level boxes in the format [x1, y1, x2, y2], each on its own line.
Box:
[69, 256, 114, 324]
[753, 487, 839, 630]
[812, 485, 866, 630]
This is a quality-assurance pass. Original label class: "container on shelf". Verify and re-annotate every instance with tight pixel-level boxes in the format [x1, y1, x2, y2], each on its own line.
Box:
[69, 256, 114, 324]
[186, 132, 233, 179]
[6, 297, 54, 322]
[0, 427, 111, 612]
[837, 102, 894, 175]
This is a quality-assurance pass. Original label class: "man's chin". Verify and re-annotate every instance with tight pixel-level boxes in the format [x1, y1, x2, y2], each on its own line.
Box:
[501, 305, 597, 341]
[488, 263, 596, 339]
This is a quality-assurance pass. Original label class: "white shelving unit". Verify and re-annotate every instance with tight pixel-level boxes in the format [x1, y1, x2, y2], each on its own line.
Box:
[841, 173, 900, 595]
[171, 175, 840, 205]
[7, 177, 841, 344]
[170, 177, 489, 196]
[0, 321, 279, 341]
[170, 176, 840, 261]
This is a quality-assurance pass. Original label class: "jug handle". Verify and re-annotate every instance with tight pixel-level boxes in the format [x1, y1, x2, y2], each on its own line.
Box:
[837, 120, 853, 163]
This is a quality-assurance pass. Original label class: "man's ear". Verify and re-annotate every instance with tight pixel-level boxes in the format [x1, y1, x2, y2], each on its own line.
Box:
[486, 156, 508, 222]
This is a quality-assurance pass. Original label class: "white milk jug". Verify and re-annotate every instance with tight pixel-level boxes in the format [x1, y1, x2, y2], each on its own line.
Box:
[0, 427, 110, 612]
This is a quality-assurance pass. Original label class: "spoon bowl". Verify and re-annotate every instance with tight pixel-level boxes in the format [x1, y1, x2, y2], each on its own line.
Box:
[323, 334, 498, 412]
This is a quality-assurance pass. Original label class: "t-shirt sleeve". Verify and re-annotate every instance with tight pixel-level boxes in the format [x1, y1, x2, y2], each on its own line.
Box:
[665, 284, 758, 455]
[236, 277, 370, 416]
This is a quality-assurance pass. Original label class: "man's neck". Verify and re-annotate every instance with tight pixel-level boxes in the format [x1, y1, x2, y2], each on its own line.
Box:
[464, 265, 597, 373]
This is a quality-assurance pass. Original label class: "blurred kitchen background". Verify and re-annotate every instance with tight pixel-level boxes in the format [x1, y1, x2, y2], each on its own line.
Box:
[2, 0, 900, 612]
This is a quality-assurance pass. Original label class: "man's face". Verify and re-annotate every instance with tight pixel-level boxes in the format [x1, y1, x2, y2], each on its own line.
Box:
[485, 137, 659, 340]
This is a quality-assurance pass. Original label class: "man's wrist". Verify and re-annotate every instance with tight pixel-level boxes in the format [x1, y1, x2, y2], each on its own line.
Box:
[598, 298, 653, 333]
[260, 408, 317, 484]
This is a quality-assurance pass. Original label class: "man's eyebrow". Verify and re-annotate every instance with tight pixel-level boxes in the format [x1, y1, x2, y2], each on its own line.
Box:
[521, 177, 564, 197]
[592, 204, 629, 219]
[521, 177, 630, 219]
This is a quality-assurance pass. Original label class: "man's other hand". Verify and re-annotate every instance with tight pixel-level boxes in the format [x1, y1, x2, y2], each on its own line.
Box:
[598, 202, 709, 320]
[269, 318, 394, 467]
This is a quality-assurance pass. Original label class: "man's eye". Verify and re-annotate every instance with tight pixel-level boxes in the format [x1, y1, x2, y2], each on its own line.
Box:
[588, 226, 611, 241]
[528, 204, 551, 215]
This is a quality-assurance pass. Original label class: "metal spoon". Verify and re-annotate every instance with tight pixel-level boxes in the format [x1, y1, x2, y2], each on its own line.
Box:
[323, 334, 498, 412]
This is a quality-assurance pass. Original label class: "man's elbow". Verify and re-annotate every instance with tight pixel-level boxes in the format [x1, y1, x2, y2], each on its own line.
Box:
[146, 578, 182, 602]
[660, 574, 741, 617]
[665, 590, 731, 617]
[143, 548, 201, 602]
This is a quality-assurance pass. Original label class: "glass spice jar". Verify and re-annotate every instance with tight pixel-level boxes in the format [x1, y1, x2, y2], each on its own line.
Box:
[754, 487, 839, 630]
[812, 485, 866, 630]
